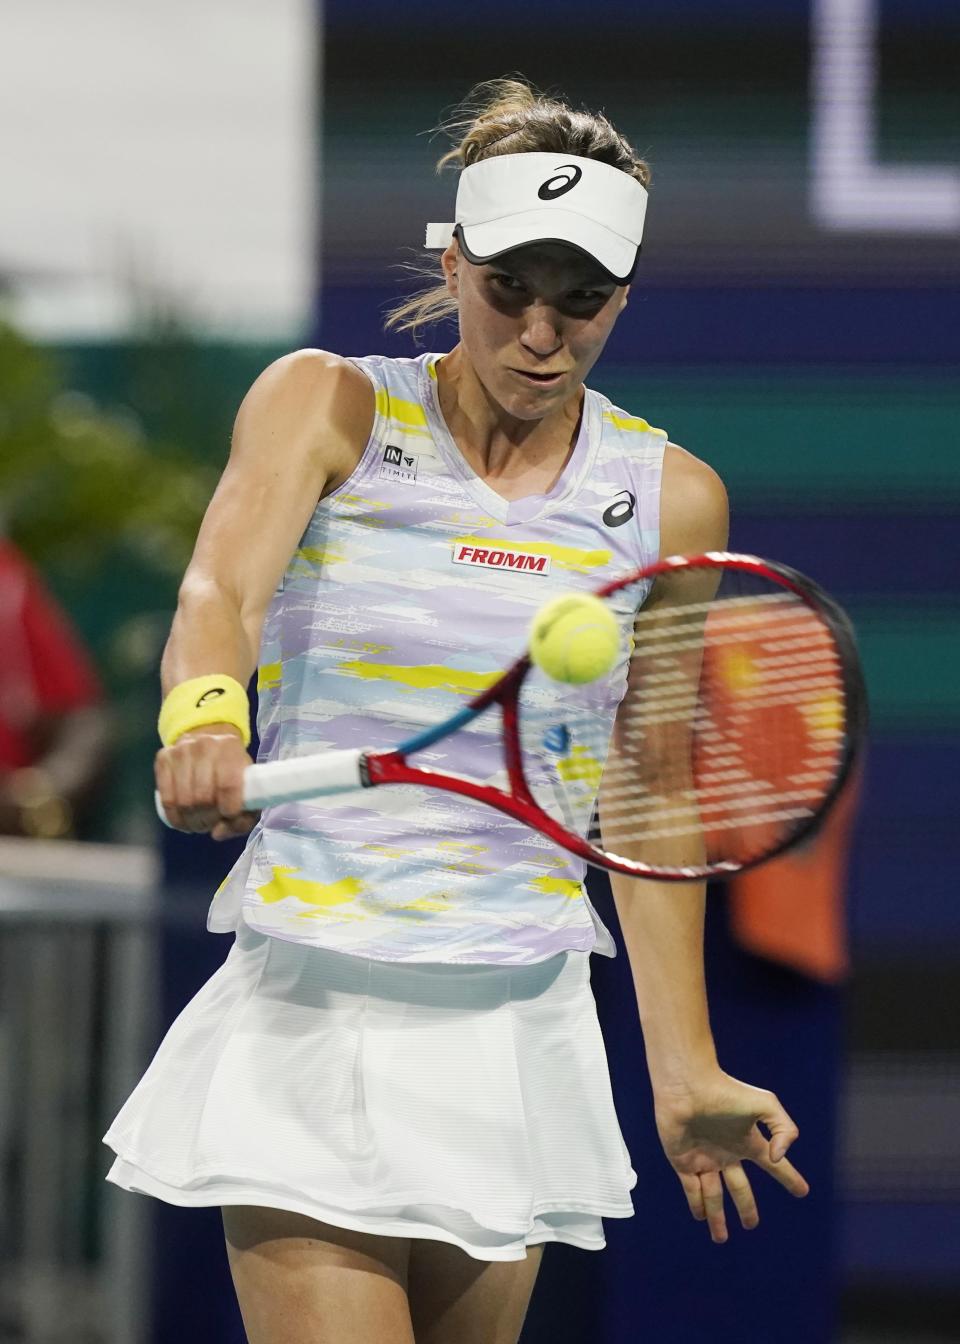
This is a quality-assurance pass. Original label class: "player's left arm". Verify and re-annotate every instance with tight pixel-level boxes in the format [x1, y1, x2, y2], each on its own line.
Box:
[602, 443, 726, 1100]
[604, 444, 809, 1244]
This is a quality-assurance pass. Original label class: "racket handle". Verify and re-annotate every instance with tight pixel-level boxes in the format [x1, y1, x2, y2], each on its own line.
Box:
[153, 748, 366, 828]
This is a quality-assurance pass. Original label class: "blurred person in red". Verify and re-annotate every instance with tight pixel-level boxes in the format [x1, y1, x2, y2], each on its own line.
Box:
[0, 531, 111, 840]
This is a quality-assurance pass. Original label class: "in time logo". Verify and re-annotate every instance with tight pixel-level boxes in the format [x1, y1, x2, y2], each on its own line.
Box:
[380, 445, 418, 485]
[451, 543, 551, 575]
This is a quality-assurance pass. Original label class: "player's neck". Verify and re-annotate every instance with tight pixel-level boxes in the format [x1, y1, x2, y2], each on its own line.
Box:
[435, 346, 582, 479]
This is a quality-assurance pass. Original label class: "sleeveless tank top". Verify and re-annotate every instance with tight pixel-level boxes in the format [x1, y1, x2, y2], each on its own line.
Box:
[208, 352, 667, 964]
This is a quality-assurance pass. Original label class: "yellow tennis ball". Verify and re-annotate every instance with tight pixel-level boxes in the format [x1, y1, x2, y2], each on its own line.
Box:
[529, 593, 621, 684]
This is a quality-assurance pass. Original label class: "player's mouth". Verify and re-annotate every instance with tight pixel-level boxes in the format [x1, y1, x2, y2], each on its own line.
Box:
[510, 368, 568, 387]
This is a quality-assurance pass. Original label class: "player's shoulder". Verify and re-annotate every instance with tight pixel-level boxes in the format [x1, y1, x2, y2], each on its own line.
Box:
[232, 350, 375, 487]
[239, 347, 373, 431]
[662, 440, 726, 499]
[660, 442, 729, 554]
[594, 390, 669, 446]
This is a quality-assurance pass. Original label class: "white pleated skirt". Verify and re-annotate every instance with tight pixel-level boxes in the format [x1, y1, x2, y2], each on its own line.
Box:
[103, 920, 637, 1262]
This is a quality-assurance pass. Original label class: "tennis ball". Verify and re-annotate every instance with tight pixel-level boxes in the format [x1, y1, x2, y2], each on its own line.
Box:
[529, 593, 621, 684]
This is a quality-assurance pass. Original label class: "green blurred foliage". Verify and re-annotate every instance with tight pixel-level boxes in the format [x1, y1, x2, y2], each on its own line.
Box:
[0, 317, 285, 841]
[0, 319, 217, 584]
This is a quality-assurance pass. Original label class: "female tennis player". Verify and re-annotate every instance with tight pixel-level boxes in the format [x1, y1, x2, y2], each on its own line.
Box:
[103, 78, 810, 1344]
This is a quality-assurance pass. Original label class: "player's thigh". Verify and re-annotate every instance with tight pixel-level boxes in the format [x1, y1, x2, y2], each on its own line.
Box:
[408, 1237, 545, 1344]
[222, 1205, 415, 1344]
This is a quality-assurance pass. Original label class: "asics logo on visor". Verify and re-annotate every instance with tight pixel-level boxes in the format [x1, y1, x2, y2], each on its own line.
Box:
[537, 164, 583, 200]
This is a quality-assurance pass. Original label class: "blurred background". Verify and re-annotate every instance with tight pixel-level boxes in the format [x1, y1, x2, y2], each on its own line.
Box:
[0, 0, 957, 1340]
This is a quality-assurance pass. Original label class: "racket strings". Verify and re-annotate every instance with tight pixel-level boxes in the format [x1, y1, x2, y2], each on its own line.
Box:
[521, 579, 848, 869]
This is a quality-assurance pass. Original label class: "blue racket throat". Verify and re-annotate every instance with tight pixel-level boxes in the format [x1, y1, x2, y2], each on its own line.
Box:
[399, 703, 481, 755]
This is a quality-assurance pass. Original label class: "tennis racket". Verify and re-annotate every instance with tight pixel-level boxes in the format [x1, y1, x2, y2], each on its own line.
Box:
[155, 552, 866, 882]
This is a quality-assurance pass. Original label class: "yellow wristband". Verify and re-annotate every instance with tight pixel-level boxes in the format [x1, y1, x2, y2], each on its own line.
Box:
[158, 674, 251, 748]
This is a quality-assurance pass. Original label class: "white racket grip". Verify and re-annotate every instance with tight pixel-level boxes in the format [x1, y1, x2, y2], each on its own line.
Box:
[242, 750, 366, 808]
[154, 748, 366, 828]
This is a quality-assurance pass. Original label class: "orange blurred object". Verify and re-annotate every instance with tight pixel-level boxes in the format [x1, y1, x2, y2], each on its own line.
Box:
[727, 765, 862, 984]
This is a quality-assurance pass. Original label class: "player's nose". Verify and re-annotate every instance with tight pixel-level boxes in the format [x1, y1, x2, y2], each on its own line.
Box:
[520, 307, 563, 355]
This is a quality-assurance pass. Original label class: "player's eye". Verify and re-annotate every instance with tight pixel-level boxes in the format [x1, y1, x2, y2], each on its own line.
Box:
[491, 273, 525, 293]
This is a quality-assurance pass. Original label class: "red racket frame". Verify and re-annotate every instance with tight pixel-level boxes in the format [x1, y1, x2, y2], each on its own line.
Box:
[361, 553, 866, 881]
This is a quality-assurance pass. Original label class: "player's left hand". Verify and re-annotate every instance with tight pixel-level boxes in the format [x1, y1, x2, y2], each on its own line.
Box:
[652, 1067, 810, 1243]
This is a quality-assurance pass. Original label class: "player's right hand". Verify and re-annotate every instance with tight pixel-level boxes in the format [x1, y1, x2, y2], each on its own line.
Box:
[154, 725, 259, 841]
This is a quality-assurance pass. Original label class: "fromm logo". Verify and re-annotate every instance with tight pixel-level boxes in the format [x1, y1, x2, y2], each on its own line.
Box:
[452, 544, 551, 574]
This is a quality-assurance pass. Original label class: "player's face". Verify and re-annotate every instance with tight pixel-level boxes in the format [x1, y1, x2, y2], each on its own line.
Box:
[444, 242, 628, 420]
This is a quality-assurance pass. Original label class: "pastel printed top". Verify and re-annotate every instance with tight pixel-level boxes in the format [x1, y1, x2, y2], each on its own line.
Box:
[208, 352, 667, 964]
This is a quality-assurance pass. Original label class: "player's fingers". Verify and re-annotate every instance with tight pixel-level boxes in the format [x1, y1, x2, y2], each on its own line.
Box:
[213, 747, 247, 820]
[155, 750, 187, 831]
[699, 1170, 727, 1244]
[211, 813, 258, 842]
[209, 741, 254, 839]
[756, 1098, 810, 1196]
[189, 748, 216, 810]
[758, 1096, 800, 1162]
[722, 1163, 759, 1230]
[215, 779, 247, 822]
[157, 734, 249, 835]
[677, 1172, 707, 1221]
[180, 751, 222, 832]
[755, 1149, 811, 1198]
[167, 745, 199, 816]
[157, 747, 215, 832]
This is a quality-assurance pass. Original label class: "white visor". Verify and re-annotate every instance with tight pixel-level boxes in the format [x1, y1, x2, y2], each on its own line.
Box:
[425, 152, 647, 285]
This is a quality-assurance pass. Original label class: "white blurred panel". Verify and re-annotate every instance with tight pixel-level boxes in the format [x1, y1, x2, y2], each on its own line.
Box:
[0, 0, 318, 340]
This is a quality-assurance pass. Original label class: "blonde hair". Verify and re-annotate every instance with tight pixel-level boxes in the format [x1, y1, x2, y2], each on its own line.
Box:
[384, 76, 651, 341]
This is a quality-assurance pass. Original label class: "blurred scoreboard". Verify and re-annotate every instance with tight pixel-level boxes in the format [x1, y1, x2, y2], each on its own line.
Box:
[321, 0, 959, 288]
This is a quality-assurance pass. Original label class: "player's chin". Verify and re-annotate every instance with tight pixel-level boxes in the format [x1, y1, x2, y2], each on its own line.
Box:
[496, 372, 570, 417]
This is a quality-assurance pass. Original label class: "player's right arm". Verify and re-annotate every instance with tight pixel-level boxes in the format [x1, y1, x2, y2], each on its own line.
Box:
[155, 350, 373, 839]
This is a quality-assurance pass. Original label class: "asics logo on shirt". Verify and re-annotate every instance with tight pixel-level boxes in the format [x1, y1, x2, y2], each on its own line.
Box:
[537, 165, 583, 200]
[602, 491, 636, 527]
